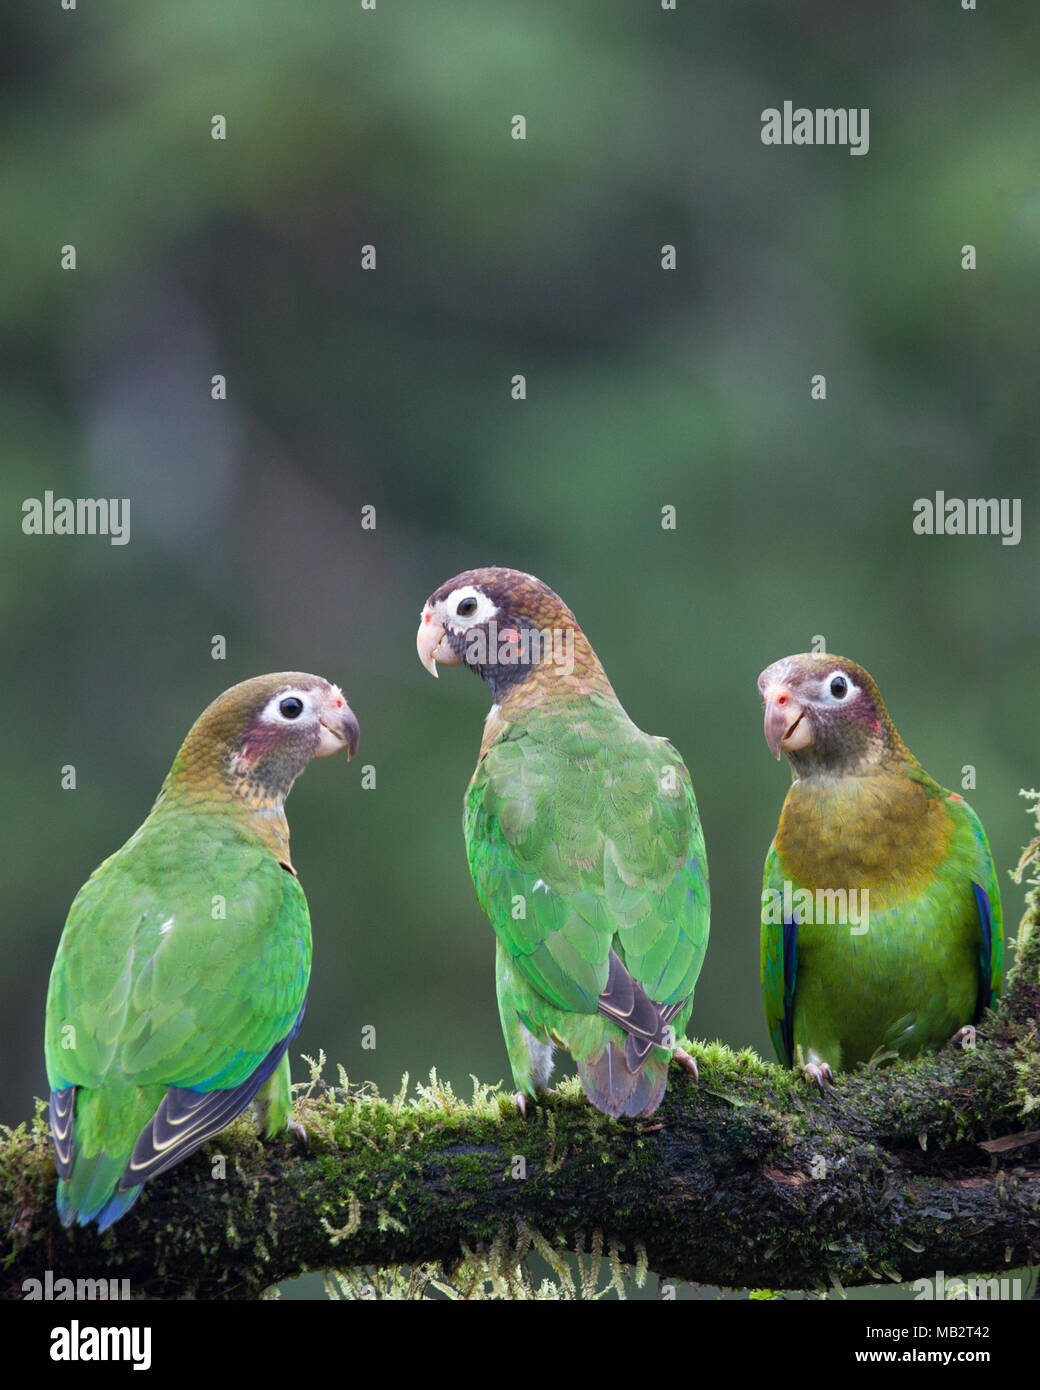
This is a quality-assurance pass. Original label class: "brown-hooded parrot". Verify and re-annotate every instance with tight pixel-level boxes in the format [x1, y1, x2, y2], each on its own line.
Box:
[45, 673, 359, 1229]
[417, 566, 709, 1118]
[758, 653, 1002, 1087]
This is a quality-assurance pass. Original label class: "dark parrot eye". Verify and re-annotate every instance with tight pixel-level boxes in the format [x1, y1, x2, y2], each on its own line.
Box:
[456, 597, 478, 616]
[829, 676, 848, 699]
[279, 697, 305, 719]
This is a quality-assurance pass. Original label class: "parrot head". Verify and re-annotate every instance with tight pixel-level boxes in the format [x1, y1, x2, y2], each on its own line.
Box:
[758, 654, 904, 774]
[167, 672, 359, 806]
[417, 566, 591, 699]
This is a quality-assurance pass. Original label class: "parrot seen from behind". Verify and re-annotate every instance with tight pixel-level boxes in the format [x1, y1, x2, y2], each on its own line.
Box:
[45, 672, 359, 1230]
[758, 653, 1002, 1087]
[417, 567, 709, 1118]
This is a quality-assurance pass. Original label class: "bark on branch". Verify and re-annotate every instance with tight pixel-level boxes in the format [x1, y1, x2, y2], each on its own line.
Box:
[4, 822, 1039, 1301]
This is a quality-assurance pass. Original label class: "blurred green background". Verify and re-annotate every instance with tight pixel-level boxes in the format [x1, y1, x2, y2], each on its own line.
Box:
[3, 1, 1039, 1292]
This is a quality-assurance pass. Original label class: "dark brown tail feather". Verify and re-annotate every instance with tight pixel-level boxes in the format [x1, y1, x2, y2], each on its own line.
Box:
[598, 951, 687, 1076]
[578, 1041, 669, 1118]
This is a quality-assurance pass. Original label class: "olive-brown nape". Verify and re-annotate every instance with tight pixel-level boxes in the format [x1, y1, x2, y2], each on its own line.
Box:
[428, 566, 615, 705]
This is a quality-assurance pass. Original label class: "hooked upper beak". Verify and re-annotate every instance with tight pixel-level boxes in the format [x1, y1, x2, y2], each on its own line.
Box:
[316, 688, 360, 760]
[762, 685, 810, 760]
[416, 608, 461, 678]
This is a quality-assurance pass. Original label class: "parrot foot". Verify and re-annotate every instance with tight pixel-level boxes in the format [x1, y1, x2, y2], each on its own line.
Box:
[289, 1121, 309, 1152]
[513, 1088, 554, 1117]
[949, 1025, 980, 1051]
[803, 1062, 834, 1092]
[673, 1048, 700, 1082]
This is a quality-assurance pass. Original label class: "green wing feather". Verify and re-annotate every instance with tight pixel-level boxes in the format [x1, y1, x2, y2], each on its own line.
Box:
[953, 796, 1003, 1014]
[465, 697, 709, 1113]
[760, 841, 794, 1067]
[45, 807, 311, 1225]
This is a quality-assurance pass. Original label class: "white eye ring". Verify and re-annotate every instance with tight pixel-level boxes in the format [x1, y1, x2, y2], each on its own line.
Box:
[259, 689, 314, 724]
[821, 671, 858, 702]
[444, 585, 498, 628]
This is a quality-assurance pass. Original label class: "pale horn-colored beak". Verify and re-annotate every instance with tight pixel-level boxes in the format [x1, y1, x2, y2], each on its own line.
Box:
[316, 687, 360, 759]
[416, 611, 461, 677]
[762, 685, 810, 760]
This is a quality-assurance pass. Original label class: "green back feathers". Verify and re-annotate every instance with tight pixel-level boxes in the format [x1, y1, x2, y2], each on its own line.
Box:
[468, 698, 706, 1003]
[466, 686, 709, 1113]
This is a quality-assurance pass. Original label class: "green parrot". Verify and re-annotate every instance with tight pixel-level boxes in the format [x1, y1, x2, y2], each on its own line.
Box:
[758, 653, 1002, 1087]
[45, 673, 359, 1230]
[417, 567, 709, 1118]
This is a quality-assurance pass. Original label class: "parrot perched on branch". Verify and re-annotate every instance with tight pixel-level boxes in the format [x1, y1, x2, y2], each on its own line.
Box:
[417, 566, 709, 1118]
[45, 673, 359, 1230]
[758, 653, 1002, 1087]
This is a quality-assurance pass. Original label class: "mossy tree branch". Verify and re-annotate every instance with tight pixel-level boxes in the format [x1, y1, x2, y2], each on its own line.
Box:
[4, 814, 1040, 1300]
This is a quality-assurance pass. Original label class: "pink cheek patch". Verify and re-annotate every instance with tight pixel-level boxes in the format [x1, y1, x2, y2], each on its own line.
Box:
[232, 742, 256, 770]
[239, 720, 284, 763]
[948, 793, 965, 802]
